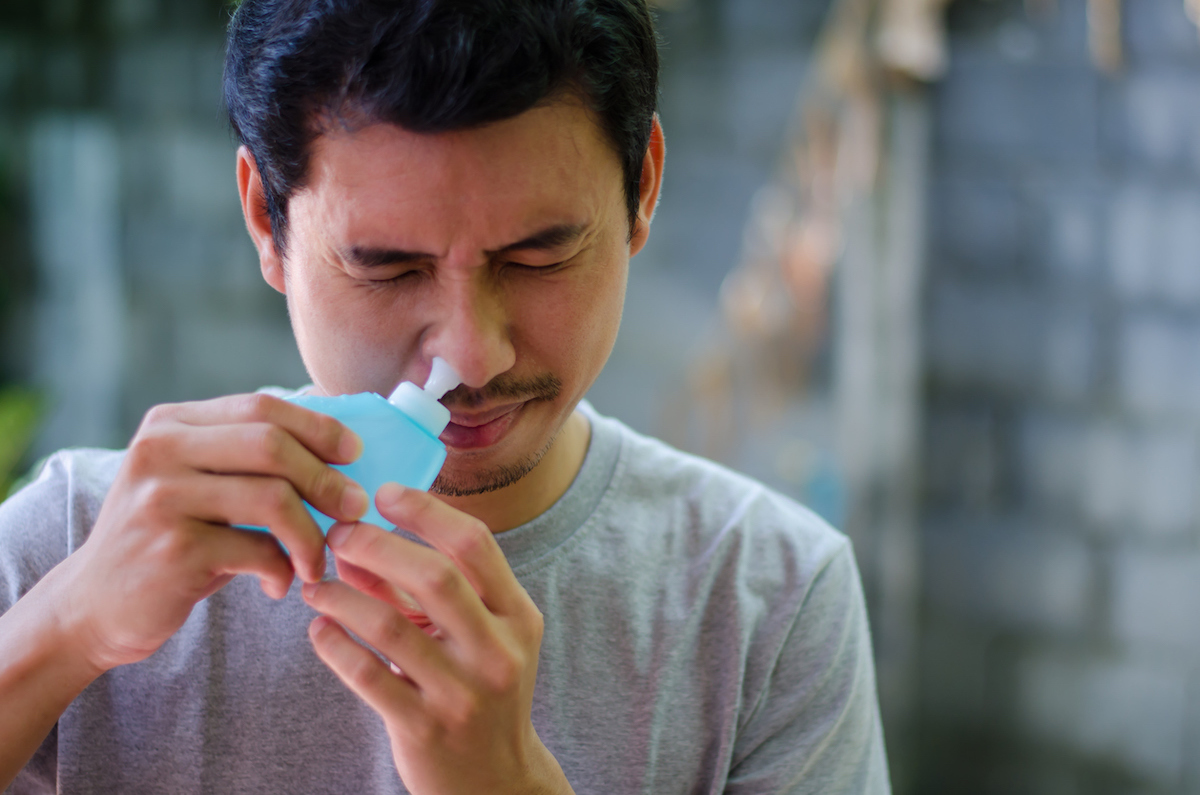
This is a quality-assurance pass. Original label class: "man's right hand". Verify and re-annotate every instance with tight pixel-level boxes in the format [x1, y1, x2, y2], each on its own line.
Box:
[47, 392, 369, 673]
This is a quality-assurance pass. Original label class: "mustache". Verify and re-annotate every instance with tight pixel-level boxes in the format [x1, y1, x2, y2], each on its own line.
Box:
[439, 372, 562, 409]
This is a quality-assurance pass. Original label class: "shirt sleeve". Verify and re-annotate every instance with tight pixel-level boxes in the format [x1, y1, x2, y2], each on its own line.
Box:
[725, 541, 891, 795]
[0, 454, 71, 616]
[0, 454, 76, 795]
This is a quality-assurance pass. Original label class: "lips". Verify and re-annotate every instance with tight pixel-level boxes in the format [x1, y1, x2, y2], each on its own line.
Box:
[440, 401, 526, 449]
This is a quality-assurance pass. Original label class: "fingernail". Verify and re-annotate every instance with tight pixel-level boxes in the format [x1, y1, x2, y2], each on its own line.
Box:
[308, 615, 333, 640]
[338, 430, 363, 462]
[378, 481, 406, 506]
[327, 522, 353, 549]
[341, 481, 368, 519]
[301, 582, 320, 600]
[302, 561, 324, 584]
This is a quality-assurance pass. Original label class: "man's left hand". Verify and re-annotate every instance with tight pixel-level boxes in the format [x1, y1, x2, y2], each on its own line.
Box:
[302, 482, 573, 795]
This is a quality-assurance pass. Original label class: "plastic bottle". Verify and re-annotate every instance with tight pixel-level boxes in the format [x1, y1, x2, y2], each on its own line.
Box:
[286, 357, 462, 532]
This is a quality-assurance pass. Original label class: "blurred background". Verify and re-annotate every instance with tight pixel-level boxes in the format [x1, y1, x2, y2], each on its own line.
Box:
[3, 0, 1200, 792]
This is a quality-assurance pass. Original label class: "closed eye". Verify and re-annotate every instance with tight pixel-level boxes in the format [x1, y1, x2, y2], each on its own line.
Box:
[357, 268, 426, 288]
[504, 259, 568, 271]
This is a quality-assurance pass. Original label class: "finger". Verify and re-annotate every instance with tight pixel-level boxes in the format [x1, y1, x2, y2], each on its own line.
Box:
[167, 392, 363, 465]
[327, 521, 493, 647]
[308, 615, 424, 717]
[335, 558, 435, 631]
[156, 421, 368, 526]
[176, 473, 329, 582]
[197, 521, 296, 599]
[303, 580, 450, 692]
[375, 483, 521, 614]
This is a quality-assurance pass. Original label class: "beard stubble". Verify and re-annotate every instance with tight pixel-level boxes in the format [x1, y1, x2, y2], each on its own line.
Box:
[430, 371, 564, 497]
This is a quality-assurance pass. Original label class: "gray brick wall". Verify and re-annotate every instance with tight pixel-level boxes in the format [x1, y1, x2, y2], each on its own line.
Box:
[919, 0, 1200, 791]
[0, 1, 307, 455]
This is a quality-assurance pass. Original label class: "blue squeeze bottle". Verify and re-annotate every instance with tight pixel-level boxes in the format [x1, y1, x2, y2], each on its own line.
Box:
[287, 357, 462, 532]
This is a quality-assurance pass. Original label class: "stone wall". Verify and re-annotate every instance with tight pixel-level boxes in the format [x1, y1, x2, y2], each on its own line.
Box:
[918, 0, 1200, 791]
[0, 0, 306, 458]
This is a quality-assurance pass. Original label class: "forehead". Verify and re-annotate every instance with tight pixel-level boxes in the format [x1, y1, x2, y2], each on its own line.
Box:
[295, 100, 623, 247]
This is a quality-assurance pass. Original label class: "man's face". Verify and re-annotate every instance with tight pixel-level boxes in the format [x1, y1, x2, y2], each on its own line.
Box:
[252, 100, 654, 495]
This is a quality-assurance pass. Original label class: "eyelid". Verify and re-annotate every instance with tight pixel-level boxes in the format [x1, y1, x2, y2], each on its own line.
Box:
[346, 260, 426, 277]
[505, 259, 566, 270]
[501, 250, 578, 271]
[351, 267, 424, 287]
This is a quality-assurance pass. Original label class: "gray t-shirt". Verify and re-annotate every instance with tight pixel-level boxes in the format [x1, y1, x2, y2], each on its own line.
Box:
[1, 403, 889, 795]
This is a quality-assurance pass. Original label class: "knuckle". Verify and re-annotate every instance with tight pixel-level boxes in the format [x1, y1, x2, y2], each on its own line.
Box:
[138, 476, 180, 519]
[443, 687, 483, 731]
[526, 606, 545, 643]
[417, 559, 460, 598]
[262, 478, 297, 514]
[148, 526, 199, 569]
[451, 520, 491, 560]
[374, 613, 409, 646]
[126, 429, 175, 474]
[239, 392, 281, 422]
[141, 402, 177, 428]
[482, 651, 521, 694]
[124, 441, 154, 476]
[348, 653, 385, 691]
[309, 465, 345, 506]
[253, 424, 290, 467]
[316, 413, 345, 451]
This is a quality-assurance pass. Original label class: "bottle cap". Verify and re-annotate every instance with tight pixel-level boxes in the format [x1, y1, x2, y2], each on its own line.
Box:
[386, 357, 462, 437]
[423, 357, 461, 400]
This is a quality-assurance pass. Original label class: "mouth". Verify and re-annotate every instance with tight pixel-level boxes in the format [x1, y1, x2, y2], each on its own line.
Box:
[440, 401, 527, 450]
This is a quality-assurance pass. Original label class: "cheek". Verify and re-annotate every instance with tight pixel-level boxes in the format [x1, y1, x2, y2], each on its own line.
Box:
[286, 265, 423, 394]
[509, 262, 626, 388]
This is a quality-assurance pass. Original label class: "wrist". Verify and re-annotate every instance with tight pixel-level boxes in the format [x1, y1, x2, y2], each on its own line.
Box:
[517, 731, 574, 795]
[21, 556, 110, 682]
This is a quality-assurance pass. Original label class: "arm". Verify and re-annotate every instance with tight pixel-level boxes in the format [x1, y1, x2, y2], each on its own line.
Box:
[302, 483, 574, 795]
[0, 394, 369, 790]
[0, 563, 103, 788]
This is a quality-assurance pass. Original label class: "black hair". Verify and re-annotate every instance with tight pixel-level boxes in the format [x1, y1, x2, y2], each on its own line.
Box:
[223, 0, 660, 252]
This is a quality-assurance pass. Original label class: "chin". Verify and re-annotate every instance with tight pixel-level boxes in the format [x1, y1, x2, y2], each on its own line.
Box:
[431, 446, 549, 497]
[433, 405, 566, 496]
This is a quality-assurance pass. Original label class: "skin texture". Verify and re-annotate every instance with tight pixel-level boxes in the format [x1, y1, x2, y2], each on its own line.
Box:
[246, 99, 661, 532]
[0, 99, 664, 795]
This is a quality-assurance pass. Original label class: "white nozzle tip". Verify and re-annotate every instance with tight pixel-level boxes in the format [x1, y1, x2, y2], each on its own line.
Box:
[422, 357, 462, 401]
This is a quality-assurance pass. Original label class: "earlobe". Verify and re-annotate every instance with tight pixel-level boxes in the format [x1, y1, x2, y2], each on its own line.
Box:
[236, 146, 287, 294]
[629, 115, 665, 256]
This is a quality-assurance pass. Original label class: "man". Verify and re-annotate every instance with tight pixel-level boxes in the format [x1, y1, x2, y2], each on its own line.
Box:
[0, 1, 889, 793]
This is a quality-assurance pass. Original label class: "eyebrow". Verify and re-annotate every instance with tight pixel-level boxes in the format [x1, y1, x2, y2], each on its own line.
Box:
[342, 223, 587, 268]
[494, 223, 587, 254]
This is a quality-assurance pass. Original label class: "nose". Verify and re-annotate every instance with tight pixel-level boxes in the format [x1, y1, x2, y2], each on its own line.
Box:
[422, 272, 516, 390]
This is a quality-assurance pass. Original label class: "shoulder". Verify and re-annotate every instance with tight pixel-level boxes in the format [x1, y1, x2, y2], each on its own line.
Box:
[0, 448, 125, 610]
[12, 448, 126, 509]
[596, 411, 851, 590]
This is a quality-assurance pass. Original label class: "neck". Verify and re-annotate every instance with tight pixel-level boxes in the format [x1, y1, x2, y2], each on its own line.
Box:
[436, 409, 591, 532]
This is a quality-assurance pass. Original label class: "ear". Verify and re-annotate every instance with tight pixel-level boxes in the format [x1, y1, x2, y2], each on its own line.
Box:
[237, 146, 287, 294]
[628, 114, 665, 257]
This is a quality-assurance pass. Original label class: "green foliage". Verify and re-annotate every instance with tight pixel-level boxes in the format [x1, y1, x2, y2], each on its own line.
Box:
[0, 387, 42, 499]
